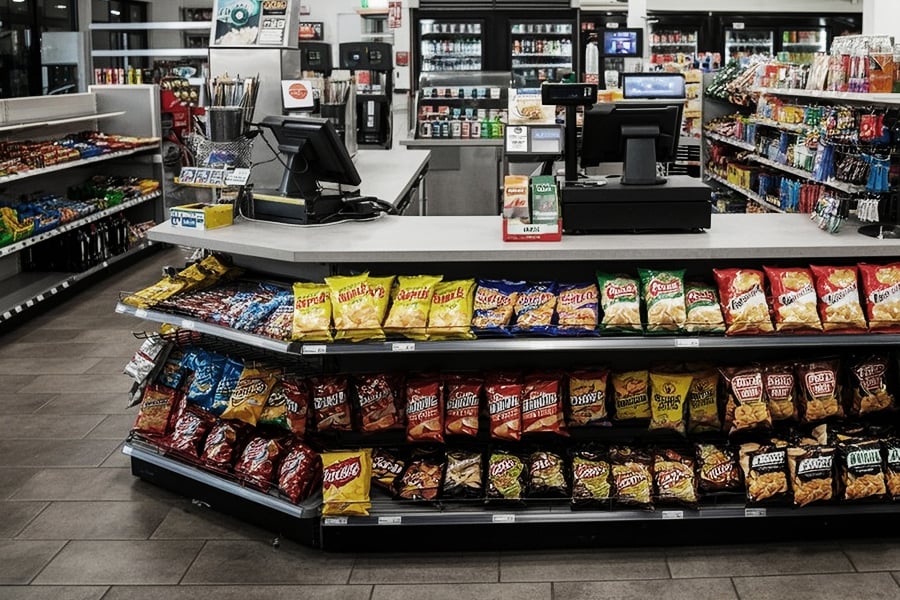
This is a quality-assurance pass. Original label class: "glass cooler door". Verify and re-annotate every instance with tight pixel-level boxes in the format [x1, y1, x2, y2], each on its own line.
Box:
[778, 28, 827, 64]
[649, 27, 699, 66]
[725, 28, 774, 62]
[510, 20, 575, 87]
[418, 19, 484, 74]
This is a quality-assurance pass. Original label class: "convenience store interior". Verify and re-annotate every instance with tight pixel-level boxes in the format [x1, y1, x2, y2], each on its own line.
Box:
[4, 0, 900, 598]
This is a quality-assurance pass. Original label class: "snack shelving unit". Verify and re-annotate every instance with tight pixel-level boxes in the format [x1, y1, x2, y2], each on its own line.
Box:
[115, 212, 900, 550]
[0, 86, 164, 325]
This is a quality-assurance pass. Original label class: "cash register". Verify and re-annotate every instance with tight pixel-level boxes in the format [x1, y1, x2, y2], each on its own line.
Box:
[546, 74, 711, 233]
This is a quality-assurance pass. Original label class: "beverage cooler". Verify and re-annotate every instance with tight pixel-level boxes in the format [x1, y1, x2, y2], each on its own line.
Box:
[778, 27, 827, 64]
[580, 13, 627, 82]
[724, 28, 775, 61]
[649, 28, 699, 66]
[509, 19, 576, 87]
[418, 18, 485, 74]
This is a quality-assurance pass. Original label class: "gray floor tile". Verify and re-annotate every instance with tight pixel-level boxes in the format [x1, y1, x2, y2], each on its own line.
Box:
[36, 393, 133, 415]
[732, 572, 900, 600]
[0, 468, 38, 499]
[33, 540, 203, 585]
[98, 444, 131, 468]
[0, 394, 57, 415]
[18, 501, 170, 540]
[85, 415, 134, 439]
[843, 543, 900, 572]
[0, 540, 66, 584]
[0, 439, 121, 468]
[370, 582, 551, 600]
[351, 552, 498, 584]
[553, 579, 737, 600]
[102, 585, 372, 600]
[83, 341, 153, 359]
[0, 342, 99, 359]
[181, 540, 353, 585]
[11, 468, 181, 502]
[150, 505, 271, 541]
[3, 328, 83, 344]
[0, 375, 37, 394]
[19, 374, 132, 395]
[27, 314, 139, 331]
[0, 415, 106, 440]
[667, 544, 853, 578]
[84, 360, 134, 376]
[0, 357, 102, 375]
[0, 501, 47, 538]
[500, 549, 669, 582]
[0, 586, 108, 600]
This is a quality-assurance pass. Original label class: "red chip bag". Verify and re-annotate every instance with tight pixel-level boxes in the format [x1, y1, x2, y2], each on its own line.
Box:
[809, 264, 867, 332]
[485, 377, 523, 441]
[444, 377, 482, 437]
[235, 436, 286, 491]
[764, 266, 823, 332]
[354, 374, 400, 433]
[133, 385, 179, 438]
[405, 378, 444, 443]
[201, 420, 246, 472]
[278, 441, 322, 504]
[521, 375, 566, 435]
[386, 373, 407, 429]
[281, 376, 310, 436]
[311, 376, 353, 432]
[859, 262, 900, 332]
[164, 407, 213, 460]
[713, 268, 774, 335]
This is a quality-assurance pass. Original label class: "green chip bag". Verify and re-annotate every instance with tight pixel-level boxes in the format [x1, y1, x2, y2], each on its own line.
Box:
[639, 268, 687, 333]
[596, 272, 642, 333]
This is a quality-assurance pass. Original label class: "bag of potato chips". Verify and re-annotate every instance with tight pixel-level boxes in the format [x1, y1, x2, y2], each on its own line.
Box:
[367, 275, 395, 325]
[555, 283, 599, 335]
[291, 283, 332, 342]
[639, 269, 687, 333]
[220, 364, 281, 426]
[322, 449, 373, 516]
[720, 366, 772, 436]
[684, 283, 726, 334]
[859, 262, 900, 332]
[427, 279, 476, 340]
[326, 273, 385, 342]
[809, 265, 867, 332]
[764, 266, 823, 332]
[597, 273, 642, 333]
[649, 371, 692, 435]
[512, 282, 557, 335]
[612, 370, 651, 421]
[688, 370, 721, 434]
[713, 268, 774, 335]
[384, 275, 443, 340]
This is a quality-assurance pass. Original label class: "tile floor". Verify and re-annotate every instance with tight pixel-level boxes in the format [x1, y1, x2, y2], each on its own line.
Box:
[1, 247, 900, 600]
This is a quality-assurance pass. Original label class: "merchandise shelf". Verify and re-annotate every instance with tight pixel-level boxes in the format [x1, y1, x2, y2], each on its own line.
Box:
[0, 111, 127, 134]
[704, 130, 756, 152]
[512, 63, 574, 69]
[89, 21, 211, 31]
[511, 32, 572, 37]
[756, 88, 900, 106]
[0, 191, 161, 259]
[749, 155, 867, 195]
[510, 53, 573, 58]
[705, 172, 786, 213]
[747, 116, 810, 134]
[0, 144, 159, 185]
[650, 42, 698, 47]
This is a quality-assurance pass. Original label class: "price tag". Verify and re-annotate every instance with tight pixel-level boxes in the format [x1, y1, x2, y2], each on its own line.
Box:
[115, 304, 126, 314]
[135, 309, 149, 319]
[391, 342, 415, 352]
[180, 319, 196, 330]
[732, 22, 745, 30]
[302, 345, 327, 355]
[492, 514, 516, 524]
[323, 517, 348, 526]
[225, 168, 252, 186]
[378, 515, 402, 525]
[661, 510, 684, 520]
[744, 508, 766, 518]
[122, 445, 134, 456]
[675, 338, 700, 348]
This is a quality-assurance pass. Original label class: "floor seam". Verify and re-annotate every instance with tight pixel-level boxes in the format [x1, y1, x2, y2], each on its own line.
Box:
[27, 538, 70, 585]
[730, 576, 741, 600]
[175, 539, 207, 585]
[10, 500, 52, 539]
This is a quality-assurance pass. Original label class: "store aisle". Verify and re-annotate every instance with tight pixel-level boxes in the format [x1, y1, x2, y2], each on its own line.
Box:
[1, 248, 900, 600]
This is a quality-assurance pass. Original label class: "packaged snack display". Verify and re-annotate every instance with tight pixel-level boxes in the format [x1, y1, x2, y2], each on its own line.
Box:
[322, 449, 373, 516]
[687, 370, 721, 434]
[713, 268, 775, 335]
[405, 378, 444, 443]
[396, 453, 444, 500]
[427, 279, 476, 340]
[521, 375, 566, 435]
[883, 438, 900, 500]
[596, 273, 642, 332]
[555, 283, 599, 334]
[849, 355, 895, 416]
[638, 269, 687, 332]
[838, 440, 887, 502]
[384, 275, 443, 340]
[684, 283, 726, 333]
[220, 364, 280, 426]
[368, 275, 396, 324]
[567, 370, 610, 426]
[653, 449, 699, 508]
[764, 266, 823, 332]
[486, 450, 526, 501]
[742, 444, 790, 504]
[611, 370, 651, 421]
[859, 262, 900, 331]
[444, 377, 482, 437]
[443, 450, 483, 498]
[277, 442, 321, 504]
[234, 436, 286, 492]
[325, 273, 384, 342]
[571, 448, 612, 507]
[796, 359, 844, 423]
[371, 448, 406, 492]
[528, 450, 568, 497]
[610, 446, 653, 509]
[201, 420, 245, 471]
[133, 385, 178, 437]
[763, 363, 799, 422]
[165, 407, 213, 459]
[648, 371, 692, 435]
[185, 350, 227, 413]
[211, 358, 244, 416]
[695, 444, 742, 492]
[485, 377, 523, 441]
[472, 279, 524, 334]
[291, 283, 333, 342]
[787, 446, 835, 507]
[355, 373, 400, 433]
[512, 282, 557, 334]
[721, 366, 772, 435]
[311, 376, 353, 432]
[809, 265, 867, 332]
[259, 376, 308, 436]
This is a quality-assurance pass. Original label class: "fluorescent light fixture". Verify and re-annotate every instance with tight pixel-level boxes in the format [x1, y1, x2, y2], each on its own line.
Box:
[55, 4, 67, 8]
[110, 9, 121, 15]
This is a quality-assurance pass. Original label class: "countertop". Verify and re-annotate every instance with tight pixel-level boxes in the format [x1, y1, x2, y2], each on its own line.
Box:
[322, 147, 430, 208]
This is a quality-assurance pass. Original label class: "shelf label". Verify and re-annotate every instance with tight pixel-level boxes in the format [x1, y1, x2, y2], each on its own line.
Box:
[225, 168, 251, 186]
[732, 22, 745, 30]
[323, 517, 348, 526]
[661, 510, 684, 520]
[675, 338, 700, 348]
[180, 319, 196, 330]
[744, 508, 767, 518]
[391, 342, 415, 352]
[135, 309, 148, 319]
[302, 344, 327, 355]
[492, 514, 516, 524]
[378, 515, 402, 525]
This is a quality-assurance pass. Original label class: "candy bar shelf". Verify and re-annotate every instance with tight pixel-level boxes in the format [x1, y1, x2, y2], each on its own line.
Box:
[703, 130, 756, 152]
[0, 86, 165, 327]
[705, 173, 784, 213]
[748, 154, 868, 195]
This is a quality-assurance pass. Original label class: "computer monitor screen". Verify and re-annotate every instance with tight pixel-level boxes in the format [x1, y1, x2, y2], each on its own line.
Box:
[580, 101, 683, 185]
[603, 29, 641, 57]
[260, 115, 360, 200]
[622, 73, 686, 100]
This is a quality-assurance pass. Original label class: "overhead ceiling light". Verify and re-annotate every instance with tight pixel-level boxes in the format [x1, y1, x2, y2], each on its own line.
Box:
[110, 9, 121, 15]
[55, 4, 67, 8]
[12, 0, 26, 4]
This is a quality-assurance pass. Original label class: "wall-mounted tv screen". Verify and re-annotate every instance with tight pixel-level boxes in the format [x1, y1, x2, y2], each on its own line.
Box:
[603, 29, 642, 57]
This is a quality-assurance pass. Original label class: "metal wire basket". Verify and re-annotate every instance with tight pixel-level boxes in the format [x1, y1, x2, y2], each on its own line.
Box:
[187, 133, 254, 169]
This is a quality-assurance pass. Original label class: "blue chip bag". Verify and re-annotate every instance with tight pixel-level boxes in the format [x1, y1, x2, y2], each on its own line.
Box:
[554, 283, 600, 336]
[157, 350, 188, 389]
[472, 279, 526, 335]
[210, 358, 245, 416]
[185, 350, 227, 412]
[512, 282, 557, 335]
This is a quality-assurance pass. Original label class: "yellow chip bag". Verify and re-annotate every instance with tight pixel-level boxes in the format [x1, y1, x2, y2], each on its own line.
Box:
[220, 364, 281, 426]
[322, 449, 373, 516]
[384, 275, 443, 340]
[291, 283, 332, 342]
[427, 279, 476, 340]
[649, 371, 693, 435]
[368, 276, 395, 325]
[326, 274, 385, 342]
[122, 276, 189, 308]
[612, 370, 651, 421]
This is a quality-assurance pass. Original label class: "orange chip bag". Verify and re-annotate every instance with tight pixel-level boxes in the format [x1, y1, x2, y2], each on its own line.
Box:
[368, 276, 395, 325]
[859, 262, 900, 332]
[220, 364, 281, 426]
[291, 283, 332, 341]
[325, 273, 384, 342]
[427, 279, 476, 340]
[567, 369, 610, 426]
[485, 378, 523, 441]
[810, 265, 867, 332]
[321, 449, 373, 516]
[444, 377, 482, 437]
[713, 268, 774, 335]
[764, 266, 823, 332]
[405, 378, 444, 443]
[384, 275, 443, 340]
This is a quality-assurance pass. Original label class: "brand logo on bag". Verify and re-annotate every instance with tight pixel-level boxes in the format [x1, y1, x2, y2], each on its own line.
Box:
[337, 283, 368, 304]
[571, 390, 603, 406]
[373, 455, 403, 475]
[706, 461, 735, 479]
[778, 283, 814, 307]
[805, 370, 836, 398]
[559, 289, 597, 306]
[446, 392, 479, 411]
[489, 458, 517, 477]
[231, 379, 269, 403]
[476, 289, 512, 306]
[751, 452, 784, 468]
[730, 284, 762, 311]
[534, 182, 555, 194]
[686, 289, 715, 305]
[617, 472, 646, 489]
[295, 291, 327, 309]
[575, 463, 608, 479]
[314, 391, 345, 410]
[847, 448, 881, 469]
[606, 282, 637, 300]
[324, 457, 361, 487]
[870, 282, 900, 305]
[433, 286, 465, 304]
[855, 362, 887, 392]
[523, 391, 557, 413]
[407, 394, 438, 414]
[648, 279, 681, 297]
[822, 283, 857, 306]
[263, 0, 287, 9]
[518, 291, 554, 310]
[396, 287, 432, 302]
[732, 373, 763, 401]
[798, 455, 833, 475]
[489, 394, 519, 413]
[765, 373, 794, 399]
[657, 467, 689, 488]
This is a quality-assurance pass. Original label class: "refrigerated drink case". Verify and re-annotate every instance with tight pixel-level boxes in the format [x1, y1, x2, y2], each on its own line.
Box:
[419, 20, 484, 73]
[649, 28, 699, 65]
[779, 28, 827, 64]
[725, 28, 774, 60]
[510, 20, 575, 87]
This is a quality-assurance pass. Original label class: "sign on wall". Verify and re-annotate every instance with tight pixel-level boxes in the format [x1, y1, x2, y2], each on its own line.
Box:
[211, 0, 301, 48]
